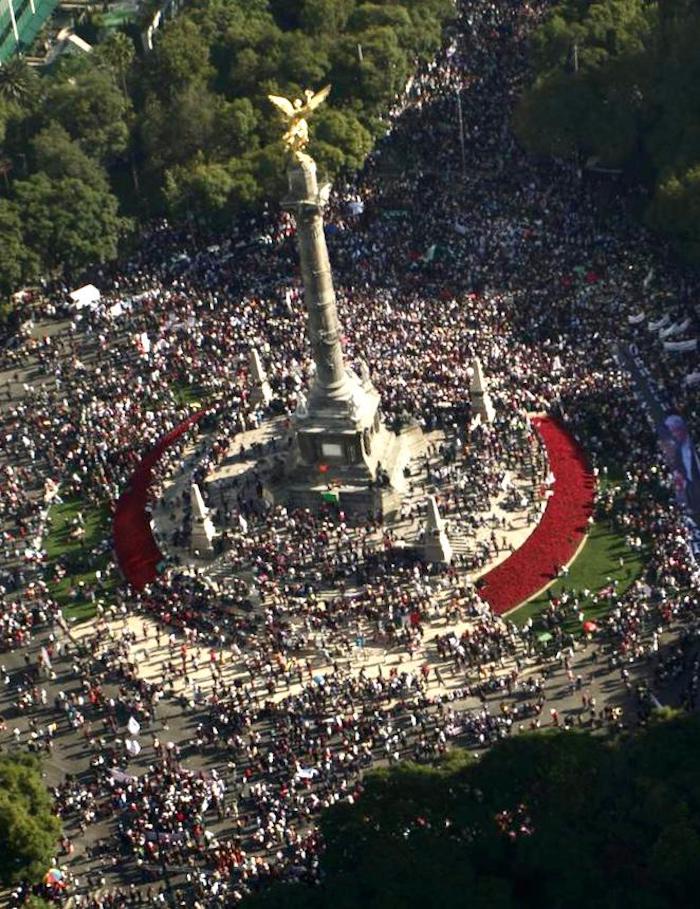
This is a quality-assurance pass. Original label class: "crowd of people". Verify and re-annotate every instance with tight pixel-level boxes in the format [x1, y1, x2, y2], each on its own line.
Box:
[2, 0, 700, 906]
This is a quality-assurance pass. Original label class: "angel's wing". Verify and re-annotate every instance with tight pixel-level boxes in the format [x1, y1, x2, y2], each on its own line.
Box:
[268, 95, 296, 118]
[306, 84, 331, 112]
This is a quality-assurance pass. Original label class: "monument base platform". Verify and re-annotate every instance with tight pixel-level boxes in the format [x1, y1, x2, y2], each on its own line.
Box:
[279, 479, 403, 522]
[276, 422, 423, 522]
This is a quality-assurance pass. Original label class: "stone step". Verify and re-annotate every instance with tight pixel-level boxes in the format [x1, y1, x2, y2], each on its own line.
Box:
[449, 537, 473, 554]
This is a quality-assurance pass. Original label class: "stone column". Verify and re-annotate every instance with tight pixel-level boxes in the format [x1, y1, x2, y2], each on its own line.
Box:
[283, 154, 354, 410]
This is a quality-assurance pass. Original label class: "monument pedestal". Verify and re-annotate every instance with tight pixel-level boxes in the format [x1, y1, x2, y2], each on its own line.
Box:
[282, 370, 410, 520]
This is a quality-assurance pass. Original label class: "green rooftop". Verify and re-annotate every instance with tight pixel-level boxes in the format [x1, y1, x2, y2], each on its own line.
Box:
[0, 0, 61, 63]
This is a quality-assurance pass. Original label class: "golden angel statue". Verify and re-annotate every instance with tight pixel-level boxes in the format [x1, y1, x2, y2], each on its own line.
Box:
[268, 85, 331, 155]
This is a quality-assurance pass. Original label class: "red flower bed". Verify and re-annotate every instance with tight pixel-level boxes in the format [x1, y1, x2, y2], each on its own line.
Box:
[479, 416, 595, 615]
[113, 411, 207, 589]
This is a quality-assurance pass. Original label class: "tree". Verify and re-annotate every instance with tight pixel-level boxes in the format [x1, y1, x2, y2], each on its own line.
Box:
[275, 30, 331, 88]
[246, 142, 288, 202]
[145, 17, 215, 100]
[645, 3, 700, 175]
[0, 199, 40, 300]
[330, 26, 410, 113]
[514, 0, 700, 259]
[402, 0, 454, 62]
[0, 98, 8, 146]
[267, 0, 355, 35]
[514, 0, 654, 163]
[221, 97, 261, 157]
[93, 32, 141, 194]
[0, 756, 61, 886]
[298, 0, 356, 35]
[225, 27, 286, 99]
[227, 156, 264, 210]
[165, 158, 236, 226]
[649, 166, 700, 261]
[0, 58, 40, 107]
[140, 85, 238, 176]
[31, 124, 109, 188]
[97, 31, 136, 99]
[312, 107, 373, 175]
[0, 0, 453, 237]
[347, 4, 413, 40]
[243, 714, 700, 909]
[14, 173, 128, 276]
[44, 69, 131, 164]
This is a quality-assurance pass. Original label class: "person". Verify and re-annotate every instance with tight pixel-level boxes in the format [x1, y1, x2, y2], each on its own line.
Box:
[660, 414, 700, 516]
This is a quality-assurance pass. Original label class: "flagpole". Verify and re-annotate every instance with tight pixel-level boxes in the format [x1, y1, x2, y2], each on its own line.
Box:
[455, 88, 466, 179]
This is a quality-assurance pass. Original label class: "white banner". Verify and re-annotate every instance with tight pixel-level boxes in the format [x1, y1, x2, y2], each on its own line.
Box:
[69, 284, 101, 310]
[649, 314, 670, 331]
[664, 338, 698, 353]
[110, 768, 135, 783]
[660, 318, 691, 340]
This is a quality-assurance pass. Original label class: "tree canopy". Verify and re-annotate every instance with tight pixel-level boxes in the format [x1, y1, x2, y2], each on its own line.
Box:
[0, 198, 40, 301]
[0, 755, 61, 886]
[136, 0, 452, 201]
[0, 0, 453, 304]
[14, 172, 127, 277]
[514, 0, 700, 260]
[244, 712, 700, 909]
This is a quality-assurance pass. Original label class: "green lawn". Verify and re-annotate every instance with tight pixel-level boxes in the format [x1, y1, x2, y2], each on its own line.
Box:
[508, 519, 646, 632]
[44, 498, 107, 560]
[172, 380, 207, 408]
[43, 497, 117, 623]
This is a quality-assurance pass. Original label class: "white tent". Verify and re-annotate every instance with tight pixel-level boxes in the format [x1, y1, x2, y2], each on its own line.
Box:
[69, 284, 101, 310]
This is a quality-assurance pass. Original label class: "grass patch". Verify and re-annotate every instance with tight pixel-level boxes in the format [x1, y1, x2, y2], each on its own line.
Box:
[43, 498, 118, 623]
[172, 380, 207, 408]
[44, 498, 108, 561]
[509, 520, 646, 632]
